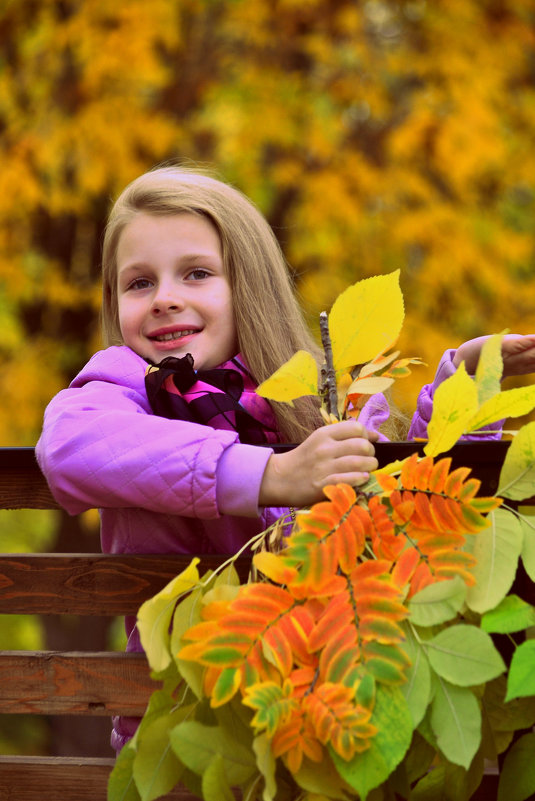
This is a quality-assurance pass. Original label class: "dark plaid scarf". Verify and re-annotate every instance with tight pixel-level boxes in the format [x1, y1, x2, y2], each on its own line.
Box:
[144, 353, 282, 445]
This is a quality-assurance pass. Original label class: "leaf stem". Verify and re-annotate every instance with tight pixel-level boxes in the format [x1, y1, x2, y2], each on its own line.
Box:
[319, 311, 339, 418]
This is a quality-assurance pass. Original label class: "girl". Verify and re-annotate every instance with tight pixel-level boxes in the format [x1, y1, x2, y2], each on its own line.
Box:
[35, 166, 535, 751]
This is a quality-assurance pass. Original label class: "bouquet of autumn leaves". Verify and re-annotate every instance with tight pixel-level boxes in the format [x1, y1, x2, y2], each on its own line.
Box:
[108, 272, 535, 801]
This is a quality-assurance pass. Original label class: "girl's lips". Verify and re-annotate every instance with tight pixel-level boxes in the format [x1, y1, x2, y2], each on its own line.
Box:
[147, 328, 200, 350]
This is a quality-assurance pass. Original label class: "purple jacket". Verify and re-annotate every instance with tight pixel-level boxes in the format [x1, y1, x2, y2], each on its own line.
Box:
[34, 344, 467, 751]
[36, 345, 469, 555]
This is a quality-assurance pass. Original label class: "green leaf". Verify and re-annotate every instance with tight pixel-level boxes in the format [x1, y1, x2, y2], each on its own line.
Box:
[481, 595, 535, 634]
[331, 684, 413, 800]
[170, 721, 256, 785]
[294, 753, 354, 800]
[137, 558, 201, 673]
[402, 731, 436, 785]
[133, 708, 188, 801]
[430, 677, 481, 769]
[498, 422, 535, 500]
[483, 676, 535, 736]
[214, 695, 255, 751]
[107, 741, 141, 801]
[497, 733, 535, 801]
[410, 759, 482, 801]
[255, 349, 319, 403]
[475, 333, 504, 406]
[518, 508, 535, 581]
[408, 576, 466, 627]
[465, 508, 523, 614]
[201, 754, 236, 801]
[399, 623, 432, 728]
[505, 640, 535, 702]
[469, 384, 535, 432]
[425, 624, 505, 687]
[424, 364, 479, 457]
[329, 270, 405, 372]
[171, 587, 206, 698]
[252, 733, 277, 801]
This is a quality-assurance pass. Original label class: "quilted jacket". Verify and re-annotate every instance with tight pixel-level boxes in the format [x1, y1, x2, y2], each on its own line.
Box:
[34, 344, 470, 750]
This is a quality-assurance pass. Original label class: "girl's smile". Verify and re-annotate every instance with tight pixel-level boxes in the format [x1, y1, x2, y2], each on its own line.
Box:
[116, 212, 238, 368]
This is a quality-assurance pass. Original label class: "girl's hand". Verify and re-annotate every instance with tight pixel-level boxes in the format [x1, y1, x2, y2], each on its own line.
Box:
[453, 334, 535, 377]
[259, 420, 379, 508]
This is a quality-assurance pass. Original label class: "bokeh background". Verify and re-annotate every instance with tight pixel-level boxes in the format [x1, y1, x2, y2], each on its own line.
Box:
[1, 0, 534, 756]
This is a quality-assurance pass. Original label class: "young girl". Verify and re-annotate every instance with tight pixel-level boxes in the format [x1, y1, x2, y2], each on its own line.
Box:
[35, 166, 535, 751]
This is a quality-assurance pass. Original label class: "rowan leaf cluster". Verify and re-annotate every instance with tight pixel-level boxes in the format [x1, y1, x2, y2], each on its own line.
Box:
[112, 441, 535, 801]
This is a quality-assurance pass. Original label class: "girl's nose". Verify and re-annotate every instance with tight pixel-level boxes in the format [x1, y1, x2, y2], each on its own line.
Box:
[151, 286, 183, 315]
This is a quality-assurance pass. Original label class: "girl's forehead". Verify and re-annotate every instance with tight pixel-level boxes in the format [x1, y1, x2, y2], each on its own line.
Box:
[116, 212, 223, 266]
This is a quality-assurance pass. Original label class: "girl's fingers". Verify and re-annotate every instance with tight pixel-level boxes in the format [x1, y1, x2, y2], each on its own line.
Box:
[327, 419, 377, 441]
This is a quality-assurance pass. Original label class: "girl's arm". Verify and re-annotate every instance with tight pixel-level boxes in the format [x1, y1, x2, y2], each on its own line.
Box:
[37, 347, 378, 517]
[36, 347, 272, 519]
[453, 334, 535, 376]
[408, 334, 535, 441]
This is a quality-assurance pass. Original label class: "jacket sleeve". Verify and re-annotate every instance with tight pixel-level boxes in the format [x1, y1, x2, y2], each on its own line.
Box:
[408, 349, 503, 441]
[35, 347, 272, 518]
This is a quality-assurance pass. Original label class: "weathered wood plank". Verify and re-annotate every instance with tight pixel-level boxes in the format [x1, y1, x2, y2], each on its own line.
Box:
[0, 448, 59, 509]
[0, 651, 156, 716]
[0, 441, 519, 510]
[0, 756, 201, 800]
[0, 553, 251, 615]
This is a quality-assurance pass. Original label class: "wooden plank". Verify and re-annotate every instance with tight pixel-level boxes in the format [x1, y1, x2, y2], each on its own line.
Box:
[0, 442, 521, 511]
[0, 756, 201, 800]
[0, 553, 252, 615]
[0, 651, 157, 716]
[0, 447, 59, 509]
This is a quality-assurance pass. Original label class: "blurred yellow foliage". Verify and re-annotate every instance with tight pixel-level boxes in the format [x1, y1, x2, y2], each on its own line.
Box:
[0, 0, 533, 445]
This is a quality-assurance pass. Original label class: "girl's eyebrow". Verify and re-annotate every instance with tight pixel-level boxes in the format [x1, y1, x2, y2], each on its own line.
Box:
[119, 253, 221, 271]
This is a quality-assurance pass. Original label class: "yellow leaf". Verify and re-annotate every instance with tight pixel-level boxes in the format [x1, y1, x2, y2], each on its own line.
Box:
[498, 422, 535, 500]
[329, 271, 404, 372]
[467, 384, 535, 432]
[336, 372, 353, 416]
[256, 350, 319, 404]
[384, 357, 427, 378]
[475, 333, 504, 405]
[137, 558, 201, 673]
[347, 376, 395, 396]
[425, 364, 479, 457]
[358, 351, 401, 379]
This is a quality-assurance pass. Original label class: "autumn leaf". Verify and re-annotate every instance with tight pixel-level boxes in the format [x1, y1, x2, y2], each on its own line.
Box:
[425, 364, 479, 457]
[329, 271, 405, 373]
[255, 350, 319, 404]
[498, 421, 535, 500]
[475, 332, 504, 405]
[137, 558, 201, 673]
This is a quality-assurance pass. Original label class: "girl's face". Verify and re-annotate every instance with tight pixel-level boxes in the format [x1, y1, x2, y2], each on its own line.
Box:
[116, 212, 238, 368]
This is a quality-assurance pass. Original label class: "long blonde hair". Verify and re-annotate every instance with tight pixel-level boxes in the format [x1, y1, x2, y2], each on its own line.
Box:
[101, 166, 323, 442]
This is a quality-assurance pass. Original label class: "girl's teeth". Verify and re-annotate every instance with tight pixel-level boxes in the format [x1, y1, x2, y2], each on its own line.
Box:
[156, 330, 195, 342]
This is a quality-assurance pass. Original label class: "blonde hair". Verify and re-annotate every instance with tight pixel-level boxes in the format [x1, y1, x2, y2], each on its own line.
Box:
[101, 165, 323, 442]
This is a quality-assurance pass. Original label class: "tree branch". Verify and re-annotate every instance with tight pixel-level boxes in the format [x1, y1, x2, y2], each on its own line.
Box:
[319, 311, 339, 418]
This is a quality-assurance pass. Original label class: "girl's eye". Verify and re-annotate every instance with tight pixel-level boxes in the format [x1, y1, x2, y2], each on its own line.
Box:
[187, 268, 210, 281]
[127, 277, 152, 291]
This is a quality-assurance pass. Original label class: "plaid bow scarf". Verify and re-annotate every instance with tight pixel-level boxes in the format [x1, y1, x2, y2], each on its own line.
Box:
[144, 353, 282, 445]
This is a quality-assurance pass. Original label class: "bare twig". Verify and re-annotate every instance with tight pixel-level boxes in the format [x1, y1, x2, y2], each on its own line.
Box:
[319, 311, 339, 418]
